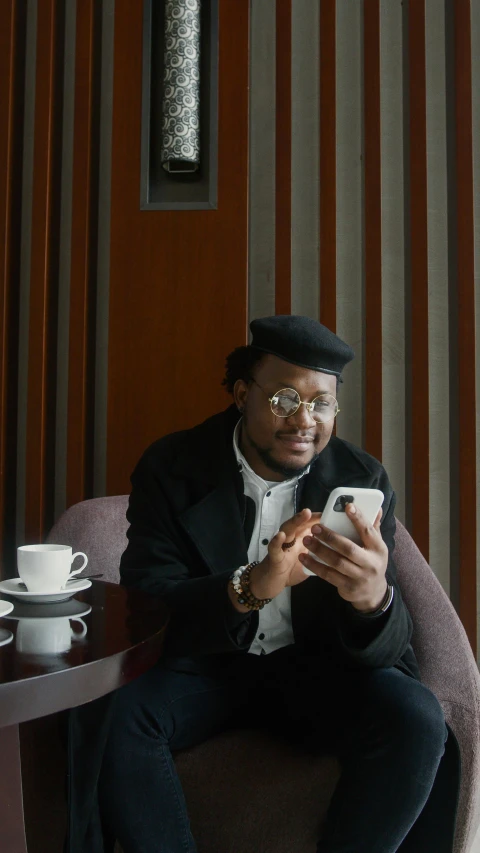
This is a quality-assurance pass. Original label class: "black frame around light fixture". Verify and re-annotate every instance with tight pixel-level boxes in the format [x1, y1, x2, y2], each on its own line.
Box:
[140, 0, 219, 210]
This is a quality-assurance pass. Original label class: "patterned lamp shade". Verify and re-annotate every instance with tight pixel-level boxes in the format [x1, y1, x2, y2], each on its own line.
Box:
[161, 0, 201, 173]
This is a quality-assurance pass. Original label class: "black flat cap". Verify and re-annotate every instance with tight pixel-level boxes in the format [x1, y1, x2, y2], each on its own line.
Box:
[250, 315, 354, 376]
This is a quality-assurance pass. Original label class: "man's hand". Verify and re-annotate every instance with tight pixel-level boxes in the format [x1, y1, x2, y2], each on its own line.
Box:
[252, 508, 323, 595]
[229, 509, 322, 612]
[298, 503, 389, 612]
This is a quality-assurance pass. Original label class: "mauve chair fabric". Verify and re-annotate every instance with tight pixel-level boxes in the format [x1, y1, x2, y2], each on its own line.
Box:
[46, 496, 130, 585]
[46, 498, 480, 853]
[393, 522, 480, 853]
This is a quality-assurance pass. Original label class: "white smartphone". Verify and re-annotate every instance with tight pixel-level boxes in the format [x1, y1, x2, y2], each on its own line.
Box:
[303, 486, 384, 575]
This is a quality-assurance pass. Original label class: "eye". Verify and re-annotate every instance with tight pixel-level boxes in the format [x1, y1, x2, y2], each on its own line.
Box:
[276, 395, 298, 410]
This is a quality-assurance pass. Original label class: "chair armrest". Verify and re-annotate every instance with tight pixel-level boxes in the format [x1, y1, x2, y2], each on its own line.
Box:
[393, 521, 480, 713]
[394, 522, 480, 853]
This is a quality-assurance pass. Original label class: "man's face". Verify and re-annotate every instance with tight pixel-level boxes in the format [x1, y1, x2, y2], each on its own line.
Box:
[234, 355, 337, 481]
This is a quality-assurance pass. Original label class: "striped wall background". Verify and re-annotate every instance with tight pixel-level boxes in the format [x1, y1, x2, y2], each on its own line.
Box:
[249, 0, 479, 657]
[0, 0, 479, 659]
[0, 1, 114, 571]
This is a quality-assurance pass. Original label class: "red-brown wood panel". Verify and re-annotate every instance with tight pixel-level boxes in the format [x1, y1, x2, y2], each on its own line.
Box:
[0, 2, 18, 568]
[106, 0, 250, 495]
[24, 0, 59, 543]
[454, 0, 476, 651]
[319, 0, 336, 331]
[275, 0, 292, 316]
[408, 0, 429, 560]
[66, 0, 96, 509]
[363, 0, 382, 460]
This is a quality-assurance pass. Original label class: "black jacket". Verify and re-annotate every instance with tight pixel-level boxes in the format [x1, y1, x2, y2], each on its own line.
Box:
[119, 404, 419, 679]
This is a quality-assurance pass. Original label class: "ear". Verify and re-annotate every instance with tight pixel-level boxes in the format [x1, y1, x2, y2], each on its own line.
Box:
[233, 379, 249, 413]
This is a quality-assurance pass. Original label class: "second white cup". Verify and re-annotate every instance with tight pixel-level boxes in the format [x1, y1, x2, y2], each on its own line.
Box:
[17, 545, 88, 593]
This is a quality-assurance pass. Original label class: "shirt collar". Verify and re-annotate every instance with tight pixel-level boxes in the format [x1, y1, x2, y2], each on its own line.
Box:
[233, 420, 310, 488]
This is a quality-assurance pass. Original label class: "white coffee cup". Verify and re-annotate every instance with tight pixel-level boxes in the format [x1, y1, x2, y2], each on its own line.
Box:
[17, 544, 88, 593]
[16, 616, 88, 654]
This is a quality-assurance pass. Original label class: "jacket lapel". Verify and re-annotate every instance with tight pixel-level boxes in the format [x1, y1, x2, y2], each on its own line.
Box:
[174, 406, 249, 575]
[178, 479, 249, 575]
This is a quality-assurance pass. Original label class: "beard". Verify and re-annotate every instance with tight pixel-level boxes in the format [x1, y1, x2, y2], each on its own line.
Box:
[247, 433, 321, 479]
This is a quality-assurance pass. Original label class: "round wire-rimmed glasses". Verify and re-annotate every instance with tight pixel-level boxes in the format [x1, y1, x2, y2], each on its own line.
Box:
[251, 379, 340, 423]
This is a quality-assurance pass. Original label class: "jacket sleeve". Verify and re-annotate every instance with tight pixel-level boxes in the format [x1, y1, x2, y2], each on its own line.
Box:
[120, 451, 258, 657]
[332, 473, 414, 669]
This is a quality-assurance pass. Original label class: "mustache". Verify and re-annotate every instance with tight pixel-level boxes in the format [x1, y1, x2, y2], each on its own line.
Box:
[276, 431, 317, 439]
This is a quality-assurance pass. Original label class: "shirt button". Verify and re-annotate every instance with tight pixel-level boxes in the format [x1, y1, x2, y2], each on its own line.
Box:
[259, 633, 265, 640]
[266, 491, 271, 497]
[262, 538, 269, 546]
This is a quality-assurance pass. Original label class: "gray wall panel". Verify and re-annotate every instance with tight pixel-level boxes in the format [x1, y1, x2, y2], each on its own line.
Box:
[291, 0, 320, 318]
[335, 0, 363, 448]
[380, 0, 406, 523]
[94, 0, 115, 497]
[54, 0, 76, 519]
[16, 0, 38, 544]
[426, 0, 450, 594]
[248, 0, 276, 324]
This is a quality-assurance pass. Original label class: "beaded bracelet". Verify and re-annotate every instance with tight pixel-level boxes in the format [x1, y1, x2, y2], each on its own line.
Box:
[230, 562, 272, 611]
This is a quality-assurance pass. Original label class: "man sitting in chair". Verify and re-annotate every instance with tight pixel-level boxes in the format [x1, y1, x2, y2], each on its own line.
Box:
[99, 316, 454, 853]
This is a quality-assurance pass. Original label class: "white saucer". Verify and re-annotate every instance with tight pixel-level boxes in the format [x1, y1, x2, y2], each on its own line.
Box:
[0, 577, 92, 604]
[0, 600, 14, 618]
[4, 601, 92, 620]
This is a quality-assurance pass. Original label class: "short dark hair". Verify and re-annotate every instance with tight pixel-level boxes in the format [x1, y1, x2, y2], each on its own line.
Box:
[222, 345, 342, 395]
[222, 346, 265, 394]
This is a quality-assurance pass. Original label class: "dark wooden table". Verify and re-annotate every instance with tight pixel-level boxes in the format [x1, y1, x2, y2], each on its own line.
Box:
[0, 581, 169, 853]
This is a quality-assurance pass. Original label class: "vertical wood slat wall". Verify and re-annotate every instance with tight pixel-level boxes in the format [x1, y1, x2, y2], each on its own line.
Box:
[248, 0, 479, 655]
[0, 0, 479, 655]
[66, 0, 98, 510]
[0, 0, 101, 563]
[24, 0, 60, 544]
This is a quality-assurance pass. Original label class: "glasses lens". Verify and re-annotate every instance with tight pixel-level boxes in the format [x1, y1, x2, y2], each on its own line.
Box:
[311, 395, 338, 422]
[270, 388, 300, 417]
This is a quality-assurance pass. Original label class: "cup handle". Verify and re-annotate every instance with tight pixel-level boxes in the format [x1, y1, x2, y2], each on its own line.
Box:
[70, 618, 88, 639]
[68, 552, 88, 577]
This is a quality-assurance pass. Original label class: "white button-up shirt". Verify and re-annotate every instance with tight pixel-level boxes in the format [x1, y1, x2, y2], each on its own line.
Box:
[233, 421, 309, 655]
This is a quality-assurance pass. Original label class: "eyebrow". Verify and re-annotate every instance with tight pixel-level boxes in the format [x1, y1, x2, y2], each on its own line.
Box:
[274, 383, 332, 397]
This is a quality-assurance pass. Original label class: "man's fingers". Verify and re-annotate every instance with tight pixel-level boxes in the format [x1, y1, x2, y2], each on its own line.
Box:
[279, 508, 311, 539]
[344, 502, 383, 549]
[303, 534, 364, 575]
[269, 509, 324, 560]
[270, 530, 286, 549]
[266, 530, 287, 565]
[303, 503, 386, 567]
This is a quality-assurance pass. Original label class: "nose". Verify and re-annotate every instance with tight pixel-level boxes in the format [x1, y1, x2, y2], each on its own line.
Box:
[286, 402, 317, 429]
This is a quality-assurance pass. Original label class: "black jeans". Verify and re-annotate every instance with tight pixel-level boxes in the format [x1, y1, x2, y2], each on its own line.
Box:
[99, 646, 448, 853]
